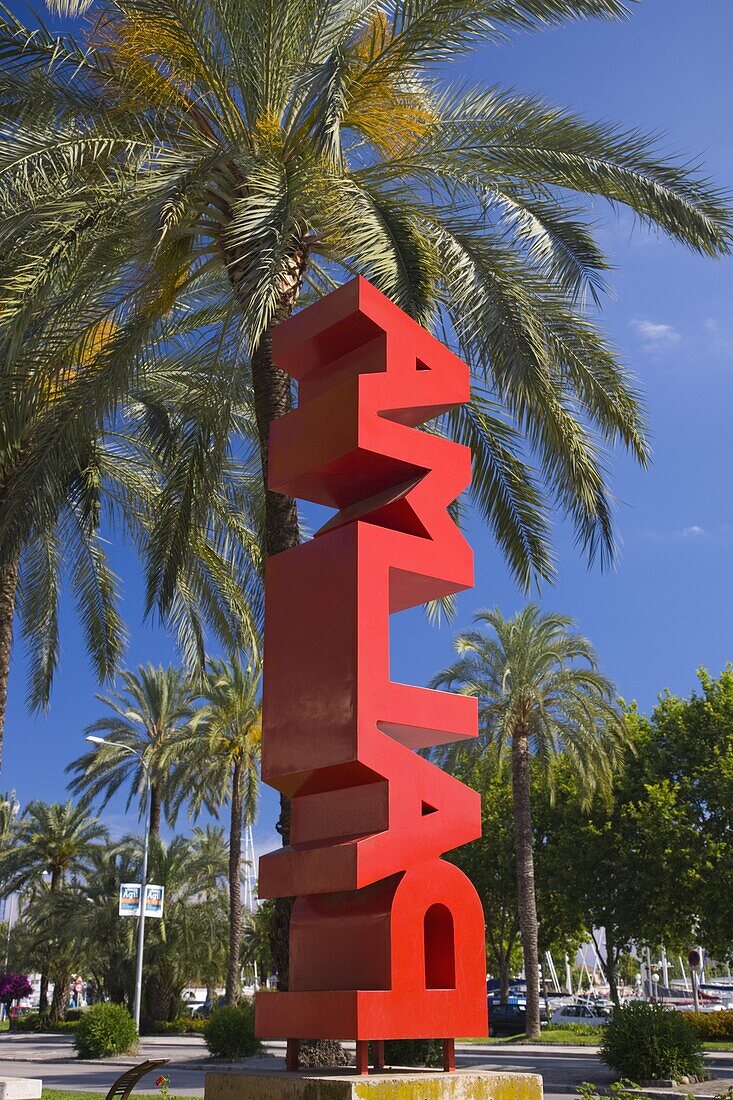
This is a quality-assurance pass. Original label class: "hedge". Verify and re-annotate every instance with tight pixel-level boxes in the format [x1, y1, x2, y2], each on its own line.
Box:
[687, 1010, 733, 1042]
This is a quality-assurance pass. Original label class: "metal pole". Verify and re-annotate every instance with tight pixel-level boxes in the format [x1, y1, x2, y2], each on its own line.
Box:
[132, 772, 151, 1033]
[661, 945, 670, 991]
[692, 966, 700, 1012]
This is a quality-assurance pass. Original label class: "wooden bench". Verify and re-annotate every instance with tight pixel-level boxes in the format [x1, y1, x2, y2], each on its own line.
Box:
[104, 1059, 170, 1100]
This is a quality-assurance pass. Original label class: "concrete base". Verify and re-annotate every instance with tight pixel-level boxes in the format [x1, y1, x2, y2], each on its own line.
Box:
[205, 1070, 542, 1100]
[0, 1078, 42, 1100]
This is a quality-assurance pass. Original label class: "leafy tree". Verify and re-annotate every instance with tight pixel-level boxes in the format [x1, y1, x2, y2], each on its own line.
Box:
[538, 727, 703, 1005]
[449, 749, 587, 1007]
[66, 664, 197, 836]
[0, 800, 107, 1013]
[169, 658, 261, 1003]
[1, 0, 730, 987]
[636, 667, 733, 957]
[0, 972, 31, 1014]
[432, 604, 627, 1037]
[447, 749, 519, 1003]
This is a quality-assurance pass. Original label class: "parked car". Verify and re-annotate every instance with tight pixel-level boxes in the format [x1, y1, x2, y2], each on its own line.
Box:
[488, 1000, 550, 1036]
[551, 1002, 612, 1027]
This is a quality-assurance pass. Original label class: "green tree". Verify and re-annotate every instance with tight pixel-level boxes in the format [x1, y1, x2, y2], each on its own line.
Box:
[67, 664, 196, 837]
[10, 885, 87, 1022]
[636, 667, 733, 957]
[537, 727, 702, 1005]
[169, 658, 261, 1004]
[447, 749, 520, 1004]
[54, 843, 139, 1008]
[432, 604, 627, 1037]
[122, 832, 229, 1024]
[187, 824, 231, 1003]
[0, 800, 107, 1014]
[0, 0, 730, 985]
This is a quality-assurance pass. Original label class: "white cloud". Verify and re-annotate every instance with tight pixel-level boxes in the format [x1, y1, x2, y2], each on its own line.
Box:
[641, 523, 709, 543]
[631, 319, 682, 348]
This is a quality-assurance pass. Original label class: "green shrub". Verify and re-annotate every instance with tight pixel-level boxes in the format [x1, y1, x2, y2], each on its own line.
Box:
[74, 1003, 138, 1058]
[64, 1009, 84, 1022]
[203, 1003, 261, 1060]
[148, 1017, 207, 1036]
[687, 1011, 733, 1042]
[600, 1002, 705, 1082]
[13, 1012, 41, 1032]
[382, 1039, 442, 1067]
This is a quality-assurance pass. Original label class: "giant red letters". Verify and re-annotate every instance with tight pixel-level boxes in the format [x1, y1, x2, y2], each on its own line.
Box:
[255, 277, 488, 1052]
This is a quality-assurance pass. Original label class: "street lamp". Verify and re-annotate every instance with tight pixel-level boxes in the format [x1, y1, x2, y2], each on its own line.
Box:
[86, 736, 151, 1033]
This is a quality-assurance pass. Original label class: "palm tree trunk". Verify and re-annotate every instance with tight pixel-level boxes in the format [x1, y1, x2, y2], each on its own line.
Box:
[149, 784, 161, 837]
[39, 867, 62, 1019]
[511, 731, 541, 1040]
[49, 973, 67, 1023]
[38, 977, 49, 1017]
[0, 548, 19, 774]
[226, 241, 307, 990]
[226, 758, 243, 1005]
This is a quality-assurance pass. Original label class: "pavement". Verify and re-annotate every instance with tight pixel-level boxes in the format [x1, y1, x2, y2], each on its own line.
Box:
[0, 1034, 732, 1100]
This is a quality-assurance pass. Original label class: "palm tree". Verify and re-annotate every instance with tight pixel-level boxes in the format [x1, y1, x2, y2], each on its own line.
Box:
[0, 0, 730, 983]
[120, 831, 229, 1023]
[431, 605, 628, 1038]
[169, 658, 261, 1004]
[188, 824, 230, 898]
[0, 301, 263, 771]
[0, 800, 107, 1013]
[0, 791, 19, 846]
[66, 664, 196, 836]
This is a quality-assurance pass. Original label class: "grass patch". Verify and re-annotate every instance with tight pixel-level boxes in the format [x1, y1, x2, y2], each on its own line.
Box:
[43, 1091, 187, 1100]
[459, 1029, 602, 1046]
[460, 1033, 733, 1050]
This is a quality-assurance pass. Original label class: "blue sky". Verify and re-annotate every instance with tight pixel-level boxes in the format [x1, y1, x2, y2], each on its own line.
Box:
[3, 1, 732, 859]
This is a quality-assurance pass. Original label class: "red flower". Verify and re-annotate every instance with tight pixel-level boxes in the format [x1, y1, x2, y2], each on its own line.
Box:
[155, 1077, 169, 1087]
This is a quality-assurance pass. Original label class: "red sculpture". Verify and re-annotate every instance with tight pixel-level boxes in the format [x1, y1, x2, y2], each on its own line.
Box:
[255, 278, 488, 1073]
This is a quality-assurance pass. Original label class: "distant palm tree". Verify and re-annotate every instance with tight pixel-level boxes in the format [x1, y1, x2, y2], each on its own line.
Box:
[431, 605, 628, 1039]
[169, 658, 261, 1004]
[66, 665, 196, 836]
[0, 800, 106, 1013]
[0, 791, 19, 846]
[188, 825, 230, 897]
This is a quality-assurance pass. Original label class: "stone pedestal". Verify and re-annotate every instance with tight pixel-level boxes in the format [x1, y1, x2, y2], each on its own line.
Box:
[205, 1069, 542, 1100]
[0, 1078, 42, 1100]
